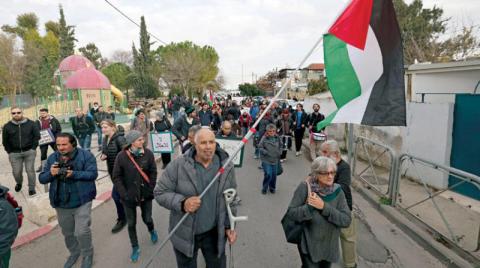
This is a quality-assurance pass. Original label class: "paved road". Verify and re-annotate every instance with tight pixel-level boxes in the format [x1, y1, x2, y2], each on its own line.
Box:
[11, 145, 445, 268]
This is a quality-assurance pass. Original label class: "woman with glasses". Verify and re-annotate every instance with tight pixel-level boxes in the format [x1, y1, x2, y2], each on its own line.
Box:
[286, 156, 351, 268]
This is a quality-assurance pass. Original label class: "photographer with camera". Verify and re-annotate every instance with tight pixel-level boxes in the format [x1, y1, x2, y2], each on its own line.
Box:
[39, 133, 98, 268]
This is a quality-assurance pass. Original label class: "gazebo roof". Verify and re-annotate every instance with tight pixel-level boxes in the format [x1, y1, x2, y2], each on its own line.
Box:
[65, 68, 111, 90]
[59, 55, 93, 72]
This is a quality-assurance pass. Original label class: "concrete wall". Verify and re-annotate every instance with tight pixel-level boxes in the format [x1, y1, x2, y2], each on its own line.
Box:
[401, 102, 454, 189]
[408, 68, 480, 103]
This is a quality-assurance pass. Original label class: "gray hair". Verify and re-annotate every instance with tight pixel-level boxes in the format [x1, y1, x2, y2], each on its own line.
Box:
[188, 125, 202, 136]
[322, 140, 340, 154]
[311, 156, 337, 175]
[266, 123, 277, 131]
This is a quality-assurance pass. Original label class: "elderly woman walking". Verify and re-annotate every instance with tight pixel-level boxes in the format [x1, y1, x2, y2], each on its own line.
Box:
[286, 156, 351, 268]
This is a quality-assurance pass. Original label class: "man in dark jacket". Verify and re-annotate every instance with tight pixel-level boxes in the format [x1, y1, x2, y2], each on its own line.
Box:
[70, 108, 95, 151]
[291, 103, 308, 156]
[93, 106, 111, 150]
[155, 128, 238, 267]
[198, 103, 213, 127]
[0, 185, 19, 268]
[36, 108, 62, 172]
[39, 133, 98, 268]
[216, 121, 237, 139]
[308, 103, 326, 160]
[320, 140, 357, 268]
[2, 107, 40, 196]
[172, 106, 200, 146]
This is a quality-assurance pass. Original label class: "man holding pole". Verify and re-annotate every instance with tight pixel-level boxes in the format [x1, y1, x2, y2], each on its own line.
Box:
[154, 128, 238, 268]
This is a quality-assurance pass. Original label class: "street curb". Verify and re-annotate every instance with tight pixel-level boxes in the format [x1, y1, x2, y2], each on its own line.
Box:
[12, 190, 113, 250]
[302, 138, 476, 268]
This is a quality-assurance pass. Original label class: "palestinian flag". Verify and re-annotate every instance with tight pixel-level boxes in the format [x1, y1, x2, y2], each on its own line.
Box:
[318, 0, 405, 130]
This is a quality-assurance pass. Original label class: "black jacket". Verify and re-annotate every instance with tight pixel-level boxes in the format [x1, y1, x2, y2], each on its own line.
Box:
[308, 112, 325, 133]
[70, 115, 95, 138]
[36, 116, 62, 136]
[335, 159, 353, 210]
[94, 111, 112, 126]
[2, 119, 40, 154]
[291, 110, 309, 130]
[112, 148, 157, 207]
[154, 118, 172, 133]
[102, 132, 127, 176]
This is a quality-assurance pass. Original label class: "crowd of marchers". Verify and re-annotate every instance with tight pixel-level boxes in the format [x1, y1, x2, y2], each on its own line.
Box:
[0, 95, 357, 268]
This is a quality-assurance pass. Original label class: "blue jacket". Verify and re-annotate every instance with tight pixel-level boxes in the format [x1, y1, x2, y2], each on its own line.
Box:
[39, 149, 98, 208]
[198, 110, 213, 126]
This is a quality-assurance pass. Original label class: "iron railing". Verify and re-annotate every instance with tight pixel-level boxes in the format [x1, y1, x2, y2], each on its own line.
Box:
[352, 136, 398, 201]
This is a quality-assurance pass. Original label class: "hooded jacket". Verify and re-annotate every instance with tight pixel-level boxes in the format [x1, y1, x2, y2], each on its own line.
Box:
[2, 119, 40, 154]
[154, 146, 237, 258]
[0, 186, 18, 255]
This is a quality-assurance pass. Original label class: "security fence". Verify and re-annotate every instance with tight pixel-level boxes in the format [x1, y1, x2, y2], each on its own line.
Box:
[353, 138, 480, 261]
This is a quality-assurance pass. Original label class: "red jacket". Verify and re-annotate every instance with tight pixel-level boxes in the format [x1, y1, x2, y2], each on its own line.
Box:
[239, 113, 252, 128]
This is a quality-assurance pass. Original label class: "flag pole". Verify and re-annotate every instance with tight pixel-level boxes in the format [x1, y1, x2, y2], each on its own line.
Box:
[143, 34, 325, 268]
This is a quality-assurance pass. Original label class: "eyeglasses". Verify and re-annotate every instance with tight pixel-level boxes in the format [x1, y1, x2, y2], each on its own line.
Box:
[11, 112, 22, 115]
[318, 171, 336, 176]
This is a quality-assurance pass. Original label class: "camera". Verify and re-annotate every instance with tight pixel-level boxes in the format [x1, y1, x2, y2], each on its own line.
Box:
[53, 160, 72, 180]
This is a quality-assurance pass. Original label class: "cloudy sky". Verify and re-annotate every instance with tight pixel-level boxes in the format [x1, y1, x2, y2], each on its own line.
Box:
[1, 0, 479, 89]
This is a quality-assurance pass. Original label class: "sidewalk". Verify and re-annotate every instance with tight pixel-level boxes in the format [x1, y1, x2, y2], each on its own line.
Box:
[0, 134, 114, 248]
[302, 138, 480, 267]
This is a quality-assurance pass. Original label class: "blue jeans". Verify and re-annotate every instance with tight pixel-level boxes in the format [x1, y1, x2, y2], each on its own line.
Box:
[111, 186, 125, 221]
[78, 135, 92, 151]
[95, 125, 103, 148]
[173, 110, 180, 122]
[262, 162, 278, 192]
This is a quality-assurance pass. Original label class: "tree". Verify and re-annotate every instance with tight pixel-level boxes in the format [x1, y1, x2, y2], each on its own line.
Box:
[110, 50, 133, 66]
[79, 43, 104, 69]
[102, 62, 132, 101]
[0, 34, 26, 105]
[307, 78, 329, 96]
[130, 16, 160, 99]
[58, 5, 76, 59]
[156, 41, 219, 98]
[239, 83, 265, 96]
[256, 70, 279, 93]
[394, 0, 479, 63]
[1, 13, 39, 39]
[2, 13, 60, 101]
[44, 21, 60, 38]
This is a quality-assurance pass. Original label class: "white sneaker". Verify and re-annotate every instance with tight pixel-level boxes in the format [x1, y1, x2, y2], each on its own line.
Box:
[295, 151, 302, 156]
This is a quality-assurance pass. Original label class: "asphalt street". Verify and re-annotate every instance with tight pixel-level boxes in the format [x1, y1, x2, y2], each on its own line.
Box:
[10, 144, 446, 268]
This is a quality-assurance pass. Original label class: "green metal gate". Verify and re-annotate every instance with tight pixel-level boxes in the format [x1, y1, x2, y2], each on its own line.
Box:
[449, 94, 480, 200]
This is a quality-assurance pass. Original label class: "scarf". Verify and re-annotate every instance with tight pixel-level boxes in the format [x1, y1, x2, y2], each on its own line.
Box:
[308, 175, 334, 197]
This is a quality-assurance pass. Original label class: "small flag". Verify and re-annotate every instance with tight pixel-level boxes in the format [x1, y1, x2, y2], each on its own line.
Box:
[318, 0, 406, 130]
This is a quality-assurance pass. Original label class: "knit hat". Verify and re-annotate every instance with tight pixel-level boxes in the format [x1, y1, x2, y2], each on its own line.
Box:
[125, 130, 143, 145]
[185, 106, 195, 115]
[156, 111, 165, 118]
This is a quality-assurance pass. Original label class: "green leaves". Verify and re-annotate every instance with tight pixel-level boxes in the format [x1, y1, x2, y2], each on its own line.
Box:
[238, 83, 264, 97]
[155, 41, 220, 98]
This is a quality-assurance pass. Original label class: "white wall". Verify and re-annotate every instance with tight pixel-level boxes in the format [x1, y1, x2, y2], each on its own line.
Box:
[410, 69, 480, 103]
[401, 102, 454, 189]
